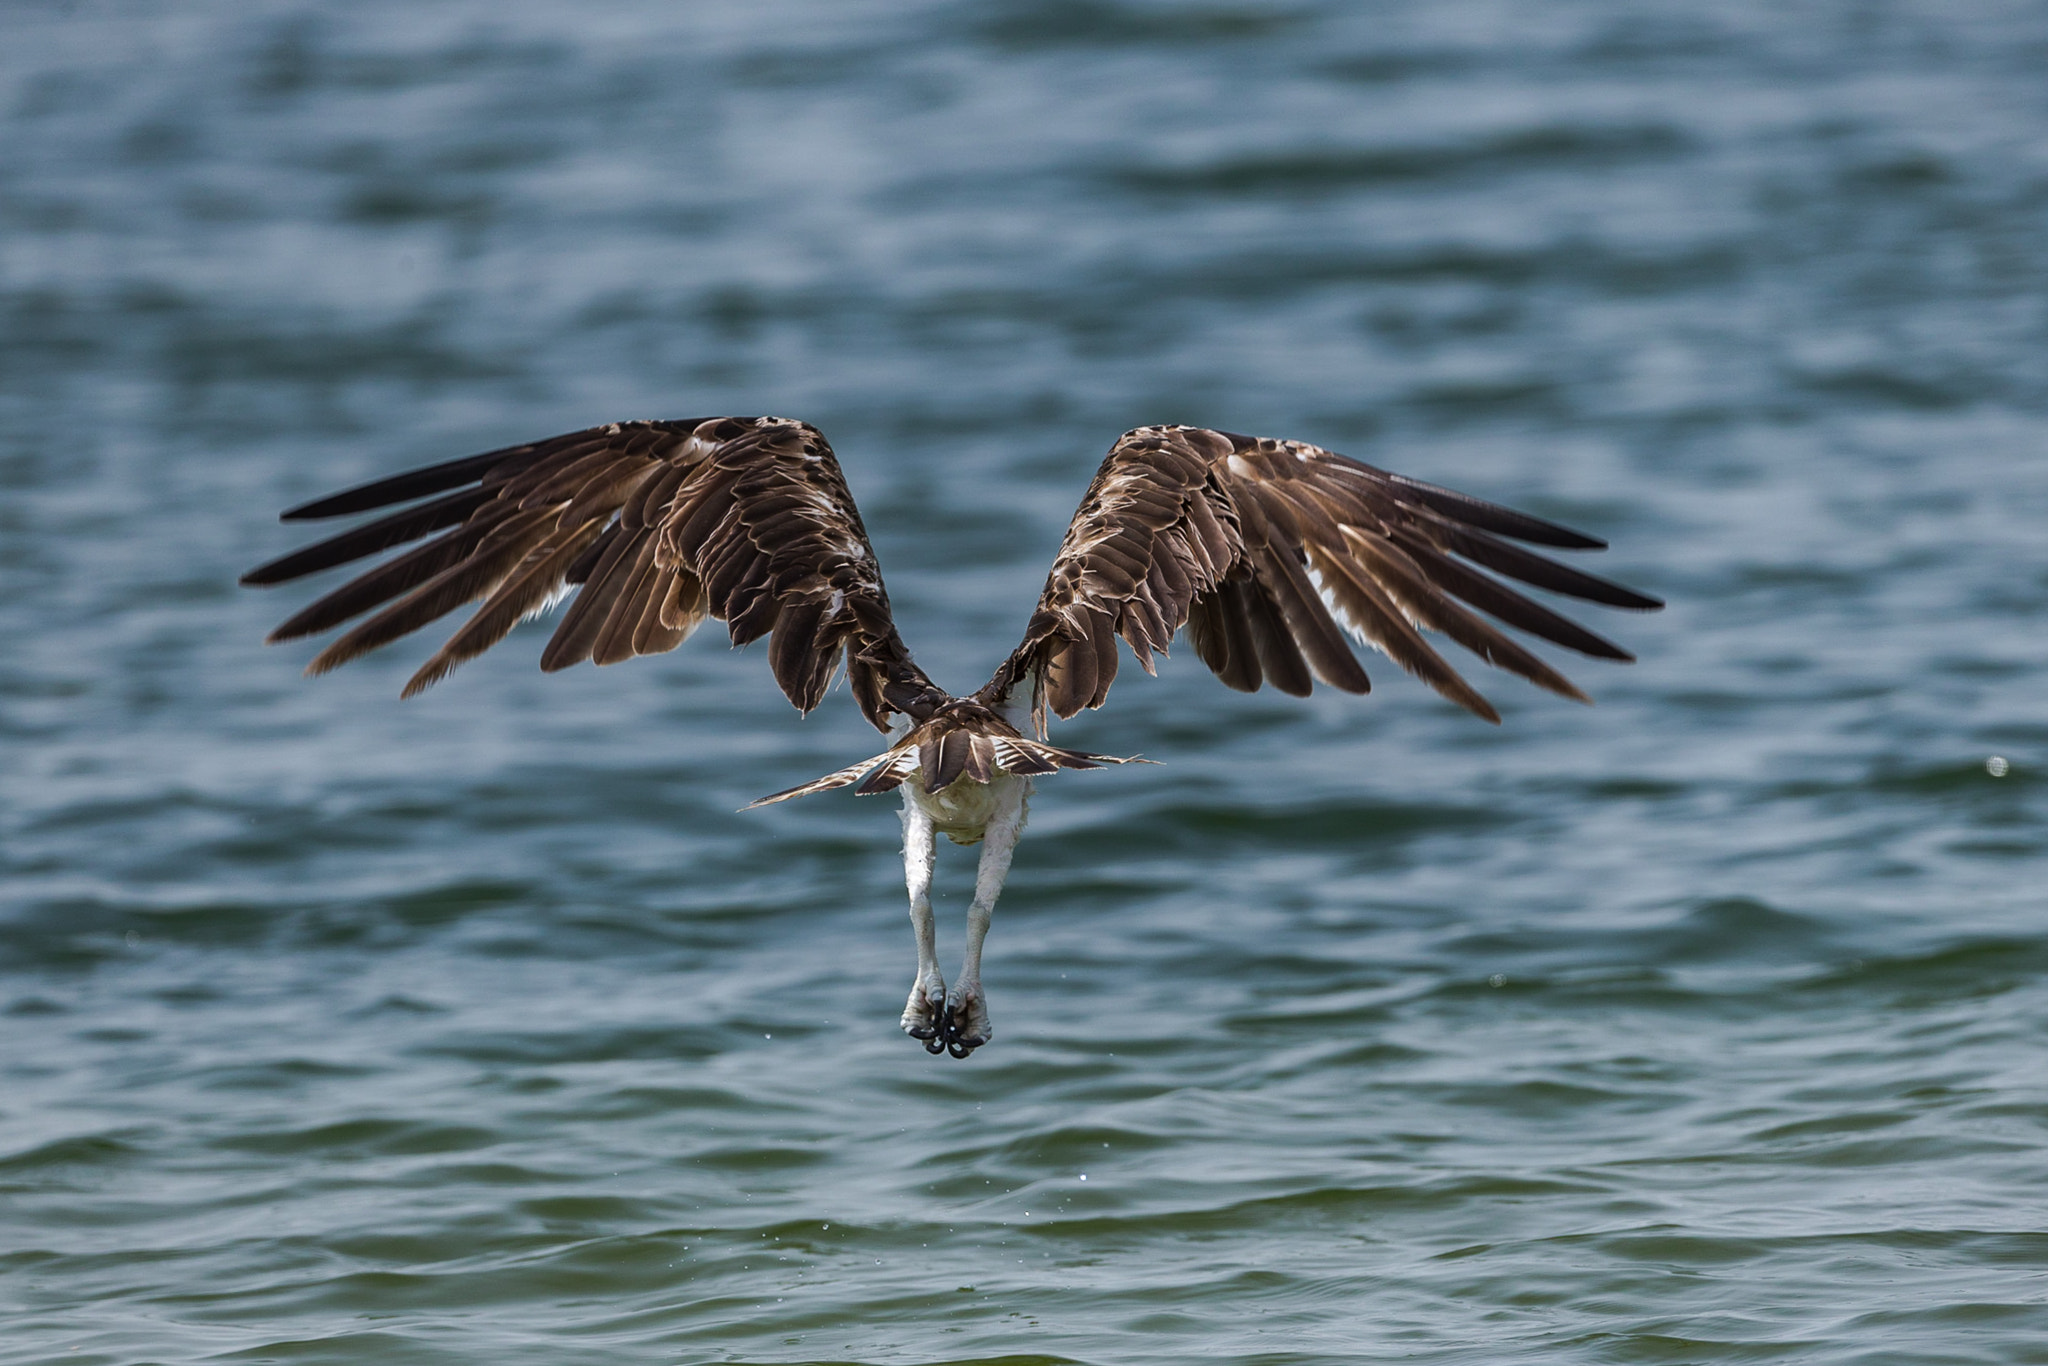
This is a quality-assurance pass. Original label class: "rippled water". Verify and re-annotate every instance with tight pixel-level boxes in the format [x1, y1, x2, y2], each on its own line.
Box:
[5, 2, 2048, 1362]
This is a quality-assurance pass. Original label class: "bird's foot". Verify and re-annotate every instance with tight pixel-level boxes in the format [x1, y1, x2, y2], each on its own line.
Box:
[941, 982, 992, 1059]
[901, 976, 948, 1054]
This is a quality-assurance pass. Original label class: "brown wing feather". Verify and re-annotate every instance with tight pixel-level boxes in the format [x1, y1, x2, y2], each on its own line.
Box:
[402, 520, 608, 698]
[245, 417, 941, 729]
[305, 506, 561, 676]
[979, 425, 1660, 727]
[590, 531, 665, 667]
[540, 524, 654, 672]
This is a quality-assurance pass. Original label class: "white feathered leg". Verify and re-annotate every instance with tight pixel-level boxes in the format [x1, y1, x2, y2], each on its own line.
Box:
[898, 793, 947, 1049]
[944, 781, 1029, 1056]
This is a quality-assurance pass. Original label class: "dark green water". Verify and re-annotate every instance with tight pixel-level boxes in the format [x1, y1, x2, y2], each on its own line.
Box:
[5, 2, 2048, 1362]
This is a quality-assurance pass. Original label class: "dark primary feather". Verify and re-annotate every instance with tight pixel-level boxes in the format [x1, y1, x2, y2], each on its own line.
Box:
[243, 487, 494, 586]
[243, 416, 943, 730]
[279, 444, 542, 520]
[1376, 471, 1608, 550]
[979, 425, 1661, 727]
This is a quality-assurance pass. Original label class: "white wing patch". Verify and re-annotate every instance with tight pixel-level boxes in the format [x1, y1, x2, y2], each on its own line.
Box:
[522, 580, 577, 624]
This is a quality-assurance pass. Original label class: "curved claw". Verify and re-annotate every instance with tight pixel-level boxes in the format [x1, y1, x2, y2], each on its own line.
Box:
[905, 982, 988, 1057]
[938, 989, 990, 1058]
[902, 979, 947, 1044]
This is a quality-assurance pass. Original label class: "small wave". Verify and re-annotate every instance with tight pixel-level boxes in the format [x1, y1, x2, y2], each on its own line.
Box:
[1106, 124, 1691, 199]
[212, 1118, 501, 1159]
[0, 1131, 147, 1175]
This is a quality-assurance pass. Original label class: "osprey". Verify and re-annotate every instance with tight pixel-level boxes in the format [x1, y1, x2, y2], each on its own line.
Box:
[243, 418, 1660, 1057]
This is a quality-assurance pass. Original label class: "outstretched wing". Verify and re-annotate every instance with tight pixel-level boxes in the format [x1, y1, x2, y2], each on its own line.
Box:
[242, 416, 945, 729]
[979, 425, 1662, 727]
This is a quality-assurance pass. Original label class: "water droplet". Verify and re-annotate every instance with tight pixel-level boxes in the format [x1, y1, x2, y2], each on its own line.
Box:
[1489, 973, 1507, 988]
[1986, 755, 2009, 777]
[1079, 1173, 1087, 1181]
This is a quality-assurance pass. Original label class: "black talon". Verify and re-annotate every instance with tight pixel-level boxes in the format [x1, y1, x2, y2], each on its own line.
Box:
[923, 1036, 947, 1055]
[933, 993, 985, 1057]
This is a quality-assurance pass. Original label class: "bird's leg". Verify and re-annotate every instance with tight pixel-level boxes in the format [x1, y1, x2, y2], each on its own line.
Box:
[898, 794, 947, 1051]
[944, 781, 1028, 1058]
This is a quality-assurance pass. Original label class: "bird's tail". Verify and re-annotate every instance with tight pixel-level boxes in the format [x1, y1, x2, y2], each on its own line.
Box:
[743, 732, 1139, 810]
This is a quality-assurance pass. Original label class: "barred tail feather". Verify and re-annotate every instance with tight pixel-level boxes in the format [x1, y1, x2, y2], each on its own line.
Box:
[743, 735, 1146, 809]
[743, 749, 909, 810]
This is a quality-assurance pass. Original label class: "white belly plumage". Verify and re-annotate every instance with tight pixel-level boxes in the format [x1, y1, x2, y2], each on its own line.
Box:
[909, 771, 1028, 845]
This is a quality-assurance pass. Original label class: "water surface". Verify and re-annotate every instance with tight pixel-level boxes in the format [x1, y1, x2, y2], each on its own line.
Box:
[4, 2, 2048, 1362]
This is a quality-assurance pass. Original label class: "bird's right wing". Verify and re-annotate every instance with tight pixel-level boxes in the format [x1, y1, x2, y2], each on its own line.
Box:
[978, 425, 1661, 729]
[242, 416, 945, 729]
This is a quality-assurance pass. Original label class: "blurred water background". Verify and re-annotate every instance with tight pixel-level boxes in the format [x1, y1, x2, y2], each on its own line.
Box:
[5, 1, 2048, 1362]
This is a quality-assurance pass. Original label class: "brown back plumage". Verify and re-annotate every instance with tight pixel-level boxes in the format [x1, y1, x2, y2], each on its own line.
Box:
[979, 425, 1662, 730]
[242, 416, 945, 730]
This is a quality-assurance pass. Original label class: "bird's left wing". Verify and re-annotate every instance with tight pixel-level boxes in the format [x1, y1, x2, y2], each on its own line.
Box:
[242, 416, 944, 729]
[978, 424, 1662, 729]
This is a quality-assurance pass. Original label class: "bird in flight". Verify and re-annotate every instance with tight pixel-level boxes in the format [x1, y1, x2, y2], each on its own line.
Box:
[243, 417, 1660, 1057]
